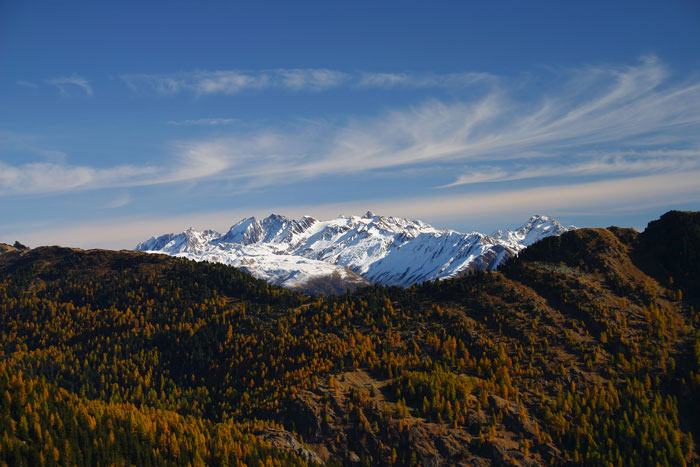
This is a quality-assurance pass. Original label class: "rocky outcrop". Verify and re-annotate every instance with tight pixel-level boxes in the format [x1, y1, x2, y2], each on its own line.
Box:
[256, 428, 323, 465]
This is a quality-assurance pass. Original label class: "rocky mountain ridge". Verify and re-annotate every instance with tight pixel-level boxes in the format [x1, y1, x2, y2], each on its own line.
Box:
[136, 212, 575, 292]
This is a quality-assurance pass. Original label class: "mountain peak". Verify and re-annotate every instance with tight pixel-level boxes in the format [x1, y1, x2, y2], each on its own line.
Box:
[136, 213, 574, 289]
[229, 216, 256, 229]
[523, 215, 559, 230]
[264, 213, 289, 222]
[492, 215, 576, 247]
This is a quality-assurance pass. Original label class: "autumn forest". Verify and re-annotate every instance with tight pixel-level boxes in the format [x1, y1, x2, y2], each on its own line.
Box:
[1, 210, 699, 466]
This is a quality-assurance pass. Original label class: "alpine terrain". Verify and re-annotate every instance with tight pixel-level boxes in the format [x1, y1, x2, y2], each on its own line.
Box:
[1, 210, 699, 466]
[135, 213, 575, 293]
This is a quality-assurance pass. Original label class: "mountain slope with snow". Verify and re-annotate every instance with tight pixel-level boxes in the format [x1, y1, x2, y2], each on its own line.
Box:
[491, 215, 574, 246]
[136, 213, 576, 291]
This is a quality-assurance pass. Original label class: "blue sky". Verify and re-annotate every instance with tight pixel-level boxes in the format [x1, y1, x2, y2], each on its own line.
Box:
[2, 0, 700, 248]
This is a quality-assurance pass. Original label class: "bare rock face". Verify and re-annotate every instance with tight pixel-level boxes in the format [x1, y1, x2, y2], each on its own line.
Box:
[0, 242, 29, 254]
[288, 390, 324, 442]
[0, 242, 30, 261]
[488, 394, 540, 437]
[256, 428, 323, 465]
[0, 243, 17, 254]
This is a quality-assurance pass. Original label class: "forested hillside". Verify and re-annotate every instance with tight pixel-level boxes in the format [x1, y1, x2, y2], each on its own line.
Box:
[1, 211, 699, 466]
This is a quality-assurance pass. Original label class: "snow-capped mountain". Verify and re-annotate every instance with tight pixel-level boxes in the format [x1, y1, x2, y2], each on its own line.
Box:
[135, 212, 575, 292]
[490, 215, 574, 247]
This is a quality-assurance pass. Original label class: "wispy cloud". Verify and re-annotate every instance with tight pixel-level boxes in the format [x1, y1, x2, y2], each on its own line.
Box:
[0, 145, 237, 195]
[167, 118, 239, 126]
[16, 80, 38, 88]
[46, 75, 93, 96]
[0, 130, 67, 163]
[122, 69, 350, 95]
[4, 57, 699, 200]
[120, 68, 492, 95]
[440, 149, 700, 187]
[356, 71, 492, 88]
[275, 69, 348, 90]
[158, 57, 699, 189]
[101, 193, 132, 209]
[0, 161, 155, 195]
[0, 131, 237, 195]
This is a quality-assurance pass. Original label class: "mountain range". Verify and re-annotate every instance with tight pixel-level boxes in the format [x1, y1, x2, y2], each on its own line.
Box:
[2, 210, 698, 466]
[135, 212, 576, 293]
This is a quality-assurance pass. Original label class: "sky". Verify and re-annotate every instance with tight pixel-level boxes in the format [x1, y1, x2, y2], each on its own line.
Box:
[1, 0, 700, 249]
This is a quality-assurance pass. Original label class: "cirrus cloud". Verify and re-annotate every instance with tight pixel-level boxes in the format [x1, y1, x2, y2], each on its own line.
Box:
[3, 57, 699, 203]
[120, 68, 493, 95]
[46, 75, 93, 96]
[160, 56, 700, 190]
[122, 68, 351, 95]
